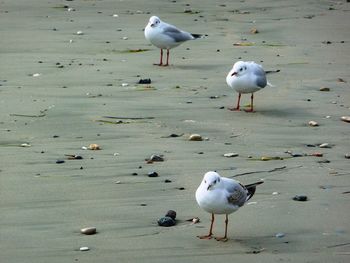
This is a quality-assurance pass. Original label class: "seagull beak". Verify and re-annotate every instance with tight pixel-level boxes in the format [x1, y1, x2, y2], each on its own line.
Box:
[231, 72, 237, 76]
[150, 23, 155, 28]
[207, 184, 212, 191]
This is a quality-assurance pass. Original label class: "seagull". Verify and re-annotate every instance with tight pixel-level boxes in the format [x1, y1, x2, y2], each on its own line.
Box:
[144, 16, 202, 66]
[226, 61, 272, 112]
[195, 171, 263, 242]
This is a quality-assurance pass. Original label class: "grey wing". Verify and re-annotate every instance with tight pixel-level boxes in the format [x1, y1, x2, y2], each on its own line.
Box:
[162, 25, 194, 42]
[251, 63, 267, 88]
[226, 183, 248, 207]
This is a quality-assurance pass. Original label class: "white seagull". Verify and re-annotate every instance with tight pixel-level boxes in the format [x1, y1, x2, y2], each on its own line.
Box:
[226, 61, 271, 112]
[144, 16, 202, 66]
[195, 171, 263, 241]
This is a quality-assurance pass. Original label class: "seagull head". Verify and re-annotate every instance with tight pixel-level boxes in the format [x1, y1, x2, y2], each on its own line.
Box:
[231, 61, 248, 77]
[202, 171, 222, 191]
[148, 16, 161, 28]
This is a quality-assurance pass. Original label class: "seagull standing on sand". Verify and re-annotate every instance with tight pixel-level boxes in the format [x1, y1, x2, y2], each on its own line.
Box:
[195, 171, 263, 242]
[144, 16, 202, 66]
[226, 61, 271, 112]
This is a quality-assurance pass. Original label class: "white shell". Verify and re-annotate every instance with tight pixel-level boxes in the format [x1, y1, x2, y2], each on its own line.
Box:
[308, 120, 319, 127]
[223, 152, 239, 158]
[79, 247, 90, 251]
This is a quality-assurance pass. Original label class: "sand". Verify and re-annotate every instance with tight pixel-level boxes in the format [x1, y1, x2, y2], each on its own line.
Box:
[1, 0, 350, 262]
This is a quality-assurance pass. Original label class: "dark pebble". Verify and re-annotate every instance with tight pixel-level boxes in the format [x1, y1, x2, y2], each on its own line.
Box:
[317, 159, 330, 164]
[138, 78, 151, 84]
[177, 187, 185, 190]
[148, 171, 159, 177]
[56, 160, 65, 164]
[293, 195, 308, 201]
[291, 153, 304, 157]
[157, 216, 176, 227]
[306, 144, 316, 147]
[168, 133, 181, 137]
[165, 210, 177, 220]
[132, 172, 138, 176]
[164, 179, 172, 183]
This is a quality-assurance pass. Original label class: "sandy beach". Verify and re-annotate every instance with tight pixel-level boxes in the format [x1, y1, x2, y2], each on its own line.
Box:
[1, 0, 350, 262]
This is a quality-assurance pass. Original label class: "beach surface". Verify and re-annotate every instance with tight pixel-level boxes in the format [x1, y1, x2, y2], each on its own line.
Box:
[1, 0, 350, 262]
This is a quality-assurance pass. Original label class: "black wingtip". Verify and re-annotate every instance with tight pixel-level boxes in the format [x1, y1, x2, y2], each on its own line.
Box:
[245, 181, 264, 201]
[191, 33, 204, 39]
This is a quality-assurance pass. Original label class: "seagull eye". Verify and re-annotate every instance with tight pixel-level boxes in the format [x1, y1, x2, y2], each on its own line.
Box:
[213, 180, 217, 184]
[204, 180, 207, 184]
[239, 68, 243, 71]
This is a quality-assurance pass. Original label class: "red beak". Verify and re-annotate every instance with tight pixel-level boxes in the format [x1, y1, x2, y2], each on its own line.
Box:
[231, 72, 237, 76]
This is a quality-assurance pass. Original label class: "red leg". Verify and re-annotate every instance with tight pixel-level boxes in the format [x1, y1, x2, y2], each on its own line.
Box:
[215, 214, 229, 242]
[198, 213, 214, 240]
[244, 93, 254, 112]
[154, 49, 163, 66]
[164, 49, 170, 66]
[228, 93, 241, 111]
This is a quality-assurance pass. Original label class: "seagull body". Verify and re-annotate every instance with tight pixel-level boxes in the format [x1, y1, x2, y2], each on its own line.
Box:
[144, 16, 201, 66]
[195, 171, 263, 241]
[226, 61, 269, 112]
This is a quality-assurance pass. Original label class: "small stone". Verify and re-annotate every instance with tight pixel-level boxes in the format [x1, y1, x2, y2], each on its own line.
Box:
[67, 155, 83, 160]
[157, 216, 176, 227]
[250, 27, 259, 34]
[192, 217, 200, 224]
[122, 36, 128, 40]
[310, 152, 323, 157]
[76, 31, 84, 35]
[88, 144, 101, 150]
[340, 116, 350, 123]
[147, 154, 164, 162]
[308, 120, 319, 127]
[165, 210, 176, 220]
[148, 171, 159, 177]
[32, 73, 41, 77]
[293, 195, 308, 201]
[56, 160, 65, 164]
[20, 143, 31, 147]
[80, 227, 97, 235]
[112, 14, 119, 17]
[319, 143, 331, 148]
[121, 83, 128, 87]
[317, 159, 330, 164]
[164, 179, 172, 183]
[345, 153, 350, 159]
[79, 247, 90, 251]
[189, 134, 203, 141]
[223, 152, 239, 158]
[319, 87, 330, 91]
[138, 78, 151, 84]
[291, 153, 304, 157]
[272, 192, 279, 195]
[275, 232, 285, 238]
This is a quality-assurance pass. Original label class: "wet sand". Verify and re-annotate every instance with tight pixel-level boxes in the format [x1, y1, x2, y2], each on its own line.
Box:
[1, 0, 350, 262]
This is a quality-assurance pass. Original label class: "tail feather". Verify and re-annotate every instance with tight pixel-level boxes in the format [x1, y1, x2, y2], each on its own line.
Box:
[245, 181, 264, 201]
[191, 33, 203, 39]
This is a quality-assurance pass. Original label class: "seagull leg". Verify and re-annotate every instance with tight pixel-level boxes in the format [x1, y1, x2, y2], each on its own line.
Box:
[228, 93, 241, 111]
[154, 49, 163, 66]
[244, 93, 255, 112]
[164, 49, 170, 66]
[197, 213, 214, 240]
[215, 214, 229, 242]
